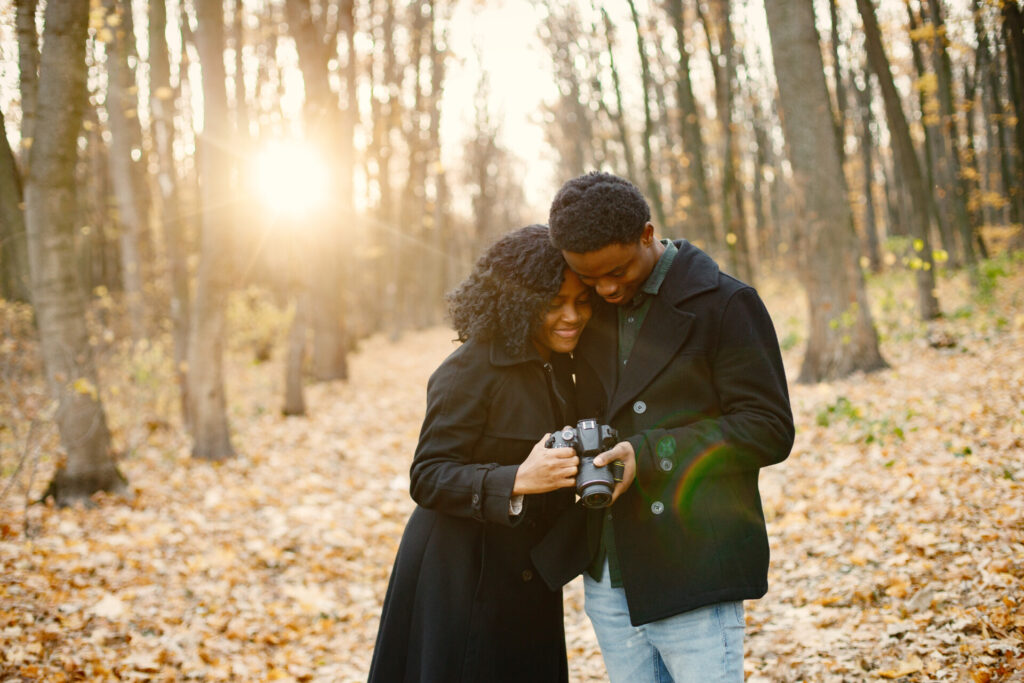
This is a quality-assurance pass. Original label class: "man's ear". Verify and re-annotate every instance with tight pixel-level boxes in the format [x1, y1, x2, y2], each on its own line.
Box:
[641, 222, 655, 246]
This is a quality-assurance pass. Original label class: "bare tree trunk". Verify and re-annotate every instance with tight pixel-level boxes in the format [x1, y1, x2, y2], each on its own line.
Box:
[1003, 1, 1024, 247]
[25, 0, 126, 504]
[765, 0, 886, 382]
[906, 3, 957, 266]
[285, 0, 349, 379]
[853, 71, 883, 272]
[828, 0, 848, 164]
[0, 107, 31, 302]
[282, 289, 308, 417]
[427, 0, 450, 325]
[627, 0, 666, 230]
[856, 0, 941, 319]
[399, 0, 428, 330]
[101, 0, 150, 341]
[148, 0, 190, 423]
[16, 0, 39, 168]
[715, 0, 754, 284]
[600, 8, 637, 185]
[189, 0, 236, 461]
[927, 0, 978, 267]
[962, 63, 990, 259]
[975, 0, 1018, 229]
[666, 0, 716, 250]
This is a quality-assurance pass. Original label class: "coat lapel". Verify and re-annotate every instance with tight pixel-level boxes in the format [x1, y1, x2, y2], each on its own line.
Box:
[607, 241, 720, 420]
[608, 299, 695, 419]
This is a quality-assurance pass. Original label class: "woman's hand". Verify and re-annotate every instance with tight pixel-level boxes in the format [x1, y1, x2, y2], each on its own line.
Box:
[512, 434, 579, 495]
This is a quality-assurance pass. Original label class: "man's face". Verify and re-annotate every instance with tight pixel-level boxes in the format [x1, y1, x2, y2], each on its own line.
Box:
[561, 223, 660, 306]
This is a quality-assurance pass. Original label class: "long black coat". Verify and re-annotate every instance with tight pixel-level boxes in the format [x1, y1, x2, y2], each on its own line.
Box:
[533, 241, 794, 626]
[369, 338, 575, 683]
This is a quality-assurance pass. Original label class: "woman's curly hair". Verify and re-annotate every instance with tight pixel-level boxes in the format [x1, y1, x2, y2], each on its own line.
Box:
[548, 171, 651, 252]
[447, 225, 567, 357]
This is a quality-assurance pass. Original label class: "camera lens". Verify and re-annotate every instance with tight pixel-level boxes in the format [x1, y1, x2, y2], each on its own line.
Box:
[580, 487, 612, 508]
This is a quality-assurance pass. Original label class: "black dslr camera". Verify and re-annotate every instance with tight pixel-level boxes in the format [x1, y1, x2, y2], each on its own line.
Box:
[547, 419, 623, 508]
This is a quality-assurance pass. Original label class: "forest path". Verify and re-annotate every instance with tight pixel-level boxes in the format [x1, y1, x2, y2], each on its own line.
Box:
[2, 268, 1023, 681]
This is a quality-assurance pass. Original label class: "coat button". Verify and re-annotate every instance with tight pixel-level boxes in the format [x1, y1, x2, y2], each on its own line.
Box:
[521, 569, 533, 582]
[651, 501, 665, 515]
[659, 458, 673, 472]
[471, 493, 480, 505]
[633, 400, 647, 414]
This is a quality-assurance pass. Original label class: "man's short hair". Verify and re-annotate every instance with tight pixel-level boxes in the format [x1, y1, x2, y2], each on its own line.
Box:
[548, 172, 651, 253]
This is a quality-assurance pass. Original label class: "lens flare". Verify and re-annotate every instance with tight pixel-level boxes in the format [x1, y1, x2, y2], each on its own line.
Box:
[251, 141, 330, 216]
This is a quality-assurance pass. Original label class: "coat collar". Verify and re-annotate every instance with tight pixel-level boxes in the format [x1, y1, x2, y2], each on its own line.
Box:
[577, 240, 721, 419]
[661, 240, 720, 304]
[488, 338, 549, 368]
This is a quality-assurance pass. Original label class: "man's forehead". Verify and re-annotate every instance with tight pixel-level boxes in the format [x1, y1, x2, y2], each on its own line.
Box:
[563, 244, 635, 277]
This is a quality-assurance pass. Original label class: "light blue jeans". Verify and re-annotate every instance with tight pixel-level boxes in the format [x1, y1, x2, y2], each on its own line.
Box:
[583, 562, 745, 683]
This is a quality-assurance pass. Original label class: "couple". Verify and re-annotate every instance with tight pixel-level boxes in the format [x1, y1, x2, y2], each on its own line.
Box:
[368, 172, 795, 682]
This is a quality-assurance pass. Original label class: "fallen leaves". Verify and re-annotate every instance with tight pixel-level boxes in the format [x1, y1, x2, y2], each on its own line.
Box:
[2, 264, 1023, 681]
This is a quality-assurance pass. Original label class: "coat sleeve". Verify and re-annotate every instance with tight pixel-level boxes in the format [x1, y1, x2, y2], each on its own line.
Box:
[628, 287, 795, 482]
[409, 352, 522, 526]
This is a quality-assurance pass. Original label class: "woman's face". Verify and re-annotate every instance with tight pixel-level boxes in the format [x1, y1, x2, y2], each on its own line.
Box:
[532, 269, 592, 358]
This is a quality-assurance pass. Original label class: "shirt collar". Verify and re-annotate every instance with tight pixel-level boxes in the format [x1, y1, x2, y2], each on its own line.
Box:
[627, 239, 678, 308]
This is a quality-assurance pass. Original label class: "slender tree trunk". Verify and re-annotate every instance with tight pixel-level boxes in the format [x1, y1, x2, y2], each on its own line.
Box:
[427, 0, 450, 325]
[15, 0, 39, 168]
[906, 3, 957, 265]
[100, 0, 148, 342]
[666, 0, 716, 250]
[962, 63, 990, 259]
[282, 276, 308, 417]
[0, 108, 31, 302]
[828, 0, 848, 164]
[854, 72, 883, 272]
[26, 0, 126, 504]
[627, 0, 666, 229]
[148, 0, 191, 423]
[856, 0, 941, 319]
[189, 0, 236, 461]
[600, 8, 637, 185]
[975, 0, 1018, 229]
[1002, 1, 1024, 246]
[765, 0, 886, 382]
[399, 0, 428, 329]
[716, 0, 754, 284]
[285, 0, 349, 379]
[927, 0, 978, 267]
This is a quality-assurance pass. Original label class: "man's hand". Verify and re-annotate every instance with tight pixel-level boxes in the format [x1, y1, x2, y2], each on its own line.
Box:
[512, 435, 579, 495]
[593, 440, 636, 503]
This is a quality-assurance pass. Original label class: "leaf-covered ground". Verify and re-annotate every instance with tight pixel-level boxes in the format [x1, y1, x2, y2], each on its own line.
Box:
[2, 260, 1023, 681]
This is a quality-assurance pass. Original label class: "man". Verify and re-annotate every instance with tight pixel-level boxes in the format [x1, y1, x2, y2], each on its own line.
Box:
[540, 172, 794, 682]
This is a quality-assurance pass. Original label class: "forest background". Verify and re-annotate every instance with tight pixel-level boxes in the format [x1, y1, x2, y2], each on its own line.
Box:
[1, 0, 1023, 680]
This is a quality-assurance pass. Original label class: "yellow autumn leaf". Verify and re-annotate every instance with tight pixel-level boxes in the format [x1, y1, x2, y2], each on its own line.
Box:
[878, 655, 923, 678]
[72, 377, 98, 400]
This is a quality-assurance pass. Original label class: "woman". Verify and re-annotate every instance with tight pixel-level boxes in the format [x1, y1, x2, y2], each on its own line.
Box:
[369, 225, 592, 682]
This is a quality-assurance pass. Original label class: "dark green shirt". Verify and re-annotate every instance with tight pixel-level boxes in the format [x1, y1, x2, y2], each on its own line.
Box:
[589, 240, 678, 585]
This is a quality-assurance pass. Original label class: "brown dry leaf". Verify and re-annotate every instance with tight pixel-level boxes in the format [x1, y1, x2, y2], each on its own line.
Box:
[878, 655, 924, 678]
[3, 266, 1024, 682]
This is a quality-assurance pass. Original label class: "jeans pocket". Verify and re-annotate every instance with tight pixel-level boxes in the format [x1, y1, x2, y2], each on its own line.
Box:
[730, 600, 746, 629]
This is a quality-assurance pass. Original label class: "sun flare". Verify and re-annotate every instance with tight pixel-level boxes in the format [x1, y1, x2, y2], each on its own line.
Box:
[251, 141, 330, 216]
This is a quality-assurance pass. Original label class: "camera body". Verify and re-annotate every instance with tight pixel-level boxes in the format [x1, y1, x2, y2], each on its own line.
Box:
[547, 419, 623, 508]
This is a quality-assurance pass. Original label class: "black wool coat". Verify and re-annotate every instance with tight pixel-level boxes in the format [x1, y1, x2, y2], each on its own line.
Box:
[368, 338, 575, 683]
[533, 241, 795, 626]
